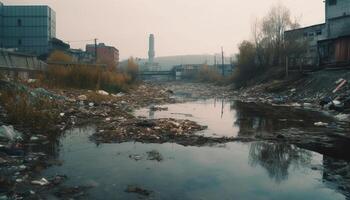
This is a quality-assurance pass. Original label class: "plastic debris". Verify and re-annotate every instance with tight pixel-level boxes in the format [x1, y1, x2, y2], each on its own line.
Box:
[97, 90, 109, 96]
[78, 95, 87, 101]
[333, 79, 347, 93]
[335, 114, 350, 121]
[314, 122, 329, 127]
[31, 178, 49, 186]
[0, 125, 23, 142]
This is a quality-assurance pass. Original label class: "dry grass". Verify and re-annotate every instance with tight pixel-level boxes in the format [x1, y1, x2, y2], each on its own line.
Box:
[0, 90, 60, 132]
[43, 65, 131, 93]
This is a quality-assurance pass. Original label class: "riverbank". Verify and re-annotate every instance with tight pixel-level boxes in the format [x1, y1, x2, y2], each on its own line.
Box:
[237, 70, 350, 120]
[1, 80, 350, 199]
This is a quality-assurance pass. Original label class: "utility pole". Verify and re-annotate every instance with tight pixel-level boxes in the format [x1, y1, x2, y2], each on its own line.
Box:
[94, 38, 98, 64]
[221, 47, 225, 76]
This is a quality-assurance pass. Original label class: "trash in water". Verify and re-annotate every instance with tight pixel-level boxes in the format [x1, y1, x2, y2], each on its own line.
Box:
[0, 125, 23, 142]
[125, 185, 152, 196]
[129, 154, 143, 161]
[146, 150, 163, 162]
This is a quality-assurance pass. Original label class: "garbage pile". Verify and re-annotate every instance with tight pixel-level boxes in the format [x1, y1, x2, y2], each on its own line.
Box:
[237, 72, 350, 120]
[91, 118, 208, 144]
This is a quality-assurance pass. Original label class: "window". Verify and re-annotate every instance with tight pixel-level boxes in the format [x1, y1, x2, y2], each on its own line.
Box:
[18, 39, 22, 46]
[17, 19, 22, 26]
[316, 30, 322, 35]
[329, 0, 337, 6]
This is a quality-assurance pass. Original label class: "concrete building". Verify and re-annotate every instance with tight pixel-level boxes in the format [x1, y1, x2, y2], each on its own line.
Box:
[0, 1, 56, 56]
[86, 43, 119, 68]
[285, 0, 350, 67]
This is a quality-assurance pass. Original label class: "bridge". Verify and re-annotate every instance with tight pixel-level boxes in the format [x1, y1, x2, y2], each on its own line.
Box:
[138, 70, 174, 76]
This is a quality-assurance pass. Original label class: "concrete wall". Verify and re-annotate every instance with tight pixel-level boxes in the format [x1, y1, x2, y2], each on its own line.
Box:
[326, 0, 350, 20]
[327, 16, 350, 38]
[0, 50, 47, 72]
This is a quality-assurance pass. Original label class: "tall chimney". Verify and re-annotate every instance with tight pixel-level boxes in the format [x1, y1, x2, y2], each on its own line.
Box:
[148, 34, 155, 63]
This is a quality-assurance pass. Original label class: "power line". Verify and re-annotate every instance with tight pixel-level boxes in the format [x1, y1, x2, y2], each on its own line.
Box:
[65, 39, 95, 44]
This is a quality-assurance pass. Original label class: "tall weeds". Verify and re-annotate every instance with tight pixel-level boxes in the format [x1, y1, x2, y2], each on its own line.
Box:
[44, 65, 131, 92]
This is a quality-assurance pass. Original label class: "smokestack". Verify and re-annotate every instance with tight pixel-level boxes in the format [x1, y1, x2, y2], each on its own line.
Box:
[148, 34, 155, 63]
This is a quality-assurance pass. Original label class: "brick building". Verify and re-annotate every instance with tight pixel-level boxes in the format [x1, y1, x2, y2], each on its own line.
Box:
[86, 43, 119, 68]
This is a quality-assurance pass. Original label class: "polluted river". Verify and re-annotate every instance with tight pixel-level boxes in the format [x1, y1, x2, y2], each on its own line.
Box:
[32, 84, 350, 200]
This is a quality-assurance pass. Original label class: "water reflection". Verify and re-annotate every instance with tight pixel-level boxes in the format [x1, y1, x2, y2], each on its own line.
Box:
[42, 127, 347, 200]
[249, 142, 312, 183]
[233, 101, 335, 137]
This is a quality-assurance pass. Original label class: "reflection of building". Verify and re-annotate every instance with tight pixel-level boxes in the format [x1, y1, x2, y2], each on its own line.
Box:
[0, 2, 56, 55]
[86, 43, 119, 68]
[285, 0, 350, 67]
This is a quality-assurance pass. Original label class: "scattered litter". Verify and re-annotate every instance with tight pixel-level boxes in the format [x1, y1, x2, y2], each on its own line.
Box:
[333, 79, 347, 93]
[31, 178, 49, 186]
[0, 125, 23, 142]
[150, 105, 168, 111]
[89, 102, 94, 107]
[60, 113, 65, 117]
[146, 150, 163, 162]
[335, 114, 350, 121]
[129, 154, 143, 161]
[314, 122, 329, 127]
[97, 90, 109, 96]
[125, 185, 152, 196]
[78, 95, 87, 101]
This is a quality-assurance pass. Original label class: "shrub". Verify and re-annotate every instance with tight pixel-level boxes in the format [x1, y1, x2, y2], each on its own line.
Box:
[43, 64, 130, 92]
[0, 90, 60, 132]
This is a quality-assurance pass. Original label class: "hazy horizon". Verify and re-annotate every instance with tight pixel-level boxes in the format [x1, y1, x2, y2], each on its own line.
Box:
[2, 0, 325, 59]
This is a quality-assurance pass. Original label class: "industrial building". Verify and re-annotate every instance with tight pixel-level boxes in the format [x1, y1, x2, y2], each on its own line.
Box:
[285, 0, 350, 68]
[86, 43, 119, 68]
[0, 1, 56, 56]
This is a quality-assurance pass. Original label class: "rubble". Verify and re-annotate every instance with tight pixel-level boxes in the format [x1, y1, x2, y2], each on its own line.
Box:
[0, 125, 22, 142]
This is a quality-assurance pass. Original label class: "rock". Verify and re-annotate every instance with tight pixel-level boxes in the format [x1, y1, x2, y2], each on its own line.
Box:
[89, 102, 94, 107]
[77, 95, 87, 101]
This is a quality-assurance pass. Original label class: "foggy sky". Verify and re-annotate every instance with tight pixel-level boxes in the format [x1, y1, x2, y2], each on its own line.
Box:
[2, 0, 325, 59]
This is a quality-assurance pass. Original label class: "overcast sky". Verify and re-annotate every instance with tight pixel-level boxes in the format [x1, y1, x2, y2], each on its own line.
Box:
[2, 0, 325, 59]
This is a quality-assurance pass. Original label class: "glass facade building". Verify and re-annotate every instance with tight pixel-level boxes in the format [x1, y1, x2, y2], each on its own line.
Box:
[0, 2, 56, 55]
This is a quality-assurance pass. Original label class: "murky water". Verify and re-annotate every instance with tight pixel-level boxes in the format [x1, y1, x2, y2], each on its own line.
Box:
[43, 99, 349, 200]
